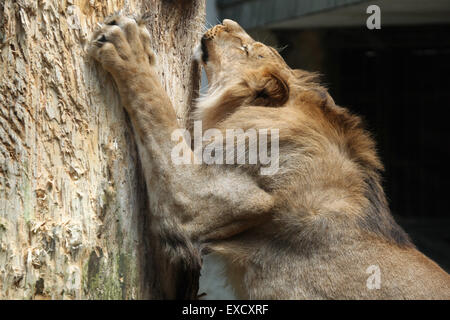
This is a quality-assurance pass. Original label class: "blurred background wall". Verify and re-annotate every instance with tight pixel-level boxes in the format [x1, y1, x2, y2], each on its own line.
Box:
[199, 0, 450, 298]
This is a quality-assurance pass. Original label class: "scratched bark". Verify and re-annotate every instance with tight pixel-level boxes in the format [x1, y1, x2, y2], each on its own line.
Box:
[0, 0, 204, 299]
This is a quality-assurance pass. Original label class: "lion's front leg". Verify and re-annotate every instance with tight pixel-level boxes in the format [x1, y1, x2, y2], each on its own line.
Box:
[89, 16, 205, 299]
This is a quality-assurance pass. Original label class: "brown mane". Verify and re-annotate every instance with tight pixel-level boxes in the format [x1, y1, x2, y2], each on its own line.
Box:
[195, 60, 413, 248]
[292, 72, 413, 247]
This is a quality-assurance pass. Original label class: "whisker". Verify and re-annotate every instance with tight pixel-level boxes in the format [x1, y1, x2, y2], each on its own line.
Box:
[275, 44, 288, 53]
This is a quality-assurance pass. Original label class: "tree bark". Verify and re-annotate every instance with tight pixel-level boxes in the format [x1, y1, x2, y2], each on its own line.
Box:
[0, 0, 205, 299]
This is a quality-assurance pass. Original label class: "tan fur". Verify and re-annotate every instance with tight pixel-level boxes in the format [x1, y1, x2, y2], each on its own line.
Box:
[90, 17, 450, 299]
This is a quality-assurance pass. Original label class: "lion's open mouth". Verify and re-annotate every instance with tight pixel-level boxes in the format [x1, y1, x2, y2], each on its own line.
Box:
[200, 36, 209, 63]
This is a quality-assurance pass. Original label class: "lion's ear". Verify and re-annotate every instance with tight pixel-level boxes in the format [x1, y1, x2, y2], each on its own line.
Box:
[248, 69, 289, 107]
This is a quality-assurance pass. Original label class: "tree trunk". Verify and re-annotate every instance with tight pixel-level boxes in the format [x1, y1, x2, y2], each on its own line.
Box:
[0, 0, 205, 299]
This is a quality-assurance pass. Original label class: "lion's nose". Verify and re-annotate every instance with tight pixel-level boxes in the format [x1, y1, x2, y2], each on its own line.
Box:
[222, 19, 253, 42]
[222, 19, 243, 32]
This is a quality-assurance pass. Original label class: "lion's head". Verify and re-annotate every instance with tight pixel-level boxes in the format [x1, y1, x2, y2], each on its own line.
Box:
[195, 19, 297, 108]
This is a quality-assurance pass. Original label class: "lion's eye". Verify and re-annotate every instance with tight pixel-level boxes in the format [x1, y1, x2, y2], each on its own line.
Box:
[241, 45, 249, 56]
[258, 55, 264, 59]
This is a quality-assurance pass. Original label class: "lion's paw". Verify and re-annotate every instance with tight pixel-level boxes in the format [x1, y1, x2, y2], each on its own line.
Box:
[89, 14, 155, 76]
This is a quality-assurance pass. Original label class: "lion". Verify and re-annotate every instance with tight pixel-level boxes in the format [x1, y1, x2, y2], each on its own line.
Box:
[89, 16, 450, 299]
